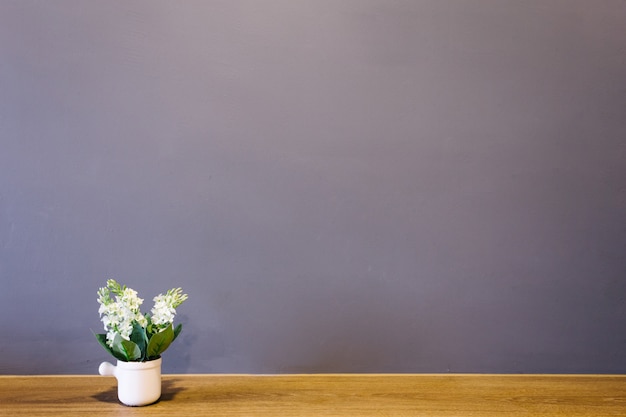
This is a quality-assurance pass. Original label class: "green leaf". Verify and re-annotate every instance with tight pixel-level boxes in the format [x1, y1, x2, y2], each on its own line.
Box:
[146, 314, 153, 335]
[173, 323, 183, 341]
[94, 333, 110, 351]
[130, 321, 148, 360]
[94, 332, 127, 361]
[112, 334, 141, 361]
[146, 324, 174, 360]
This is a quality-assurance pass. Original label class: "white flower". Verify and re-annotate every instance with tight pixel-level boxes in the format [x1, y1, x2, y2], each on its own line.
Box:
[151, 296, 177, 326]
[96, 280, 188, 351]
[150, 287, 188, 329]
[97, 279, 147, 346]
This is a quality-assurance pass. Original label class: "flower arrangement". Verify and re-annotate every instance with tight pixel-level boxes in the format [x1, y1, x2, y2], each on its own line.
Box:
[95, 279, 188, 362]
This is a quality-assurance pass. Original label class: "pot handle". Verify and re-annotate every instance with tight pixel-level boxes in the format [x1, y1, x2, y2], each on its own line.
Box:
[98, 361, 116, 377]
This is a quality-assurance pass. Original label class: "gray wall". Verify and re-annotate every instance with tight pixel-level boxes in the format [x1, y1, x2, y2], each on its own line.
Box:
[1, 0, 625, 375]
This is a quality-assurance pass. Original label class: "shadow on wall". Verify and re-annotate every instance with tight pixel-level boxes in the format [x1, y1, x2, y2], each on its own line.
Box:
[161, 313, 229, 374]
[276, 300, 434, 373]
[221, 280, 442, 373]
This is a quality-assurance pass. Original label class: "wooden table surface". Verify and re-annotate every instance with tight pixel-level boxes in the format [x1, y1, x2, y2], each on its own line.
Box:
[0, 374, 624, 416]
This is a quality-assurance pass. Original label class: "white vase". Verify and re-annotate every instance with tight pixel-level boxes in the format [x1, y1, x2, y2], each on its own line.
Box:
[98, 358, 162, 406]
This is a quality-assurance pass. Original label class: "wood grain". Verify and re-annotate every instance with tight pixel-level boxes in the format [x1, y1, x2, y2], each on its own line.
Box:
[0, 374, 624, 416]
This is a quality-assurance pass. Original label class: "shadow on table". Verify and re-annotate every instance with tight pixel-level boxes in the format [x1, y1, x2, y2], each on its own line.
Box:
[92, 379, 186, 404]
[160, 379, 187, 401]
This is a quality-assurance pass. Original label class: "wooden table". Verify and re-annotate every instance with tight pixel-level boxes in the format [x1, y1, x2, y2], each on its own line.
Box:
[1, 374, 624, 416]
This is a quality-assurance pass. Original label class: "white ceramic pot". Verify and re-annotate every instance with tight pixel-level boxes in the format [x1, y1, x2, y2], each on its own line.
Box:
[98, 358, 162, 406]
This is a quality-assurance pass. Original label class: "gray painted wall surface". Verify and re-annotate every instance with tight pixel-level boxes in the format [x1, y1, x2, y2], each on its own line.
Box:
[1, 1, 625, 374]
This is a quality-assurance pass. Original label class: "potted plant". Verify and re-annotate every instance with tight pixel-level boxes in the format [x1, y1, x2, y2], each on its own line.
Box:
[95, 279, 188, 406]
